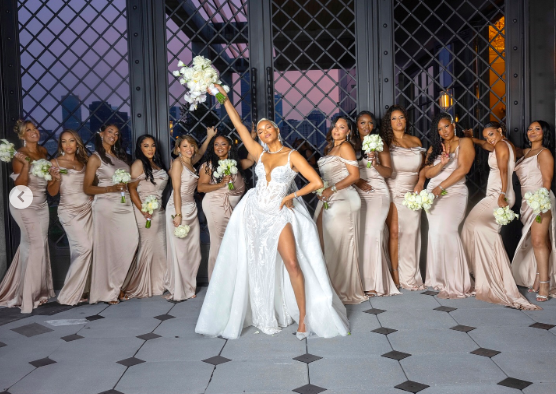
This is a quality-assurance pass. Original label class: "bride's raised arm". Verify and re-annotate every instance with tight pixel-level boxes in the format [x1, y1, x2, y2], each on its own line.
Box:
[210, 85, 263, 159]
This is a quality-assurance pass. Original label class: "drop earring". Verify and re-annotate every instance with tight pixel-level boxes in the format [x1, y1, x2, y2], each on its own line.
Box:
[61, 150, 65, 156]
[278, 134, 283, 143]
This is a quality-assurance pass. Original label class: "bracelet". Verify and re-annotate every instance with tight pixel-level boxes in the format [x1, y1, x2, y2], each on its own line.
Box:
[294, 191, 298, 198]
[439, 185, 446, 192]
[500, 191, 506, 196]
[331, 185, 338, 193]
[174, 213, 182, 217]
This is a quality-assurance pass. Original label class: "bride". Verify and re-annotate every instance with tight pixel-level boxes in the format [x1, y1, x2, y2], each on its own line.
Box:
[195, 85, 349, 339]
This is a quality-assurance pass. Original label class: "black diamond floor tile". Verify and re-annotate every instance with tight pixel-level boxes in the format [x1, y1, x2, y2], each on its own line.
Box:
[86, 315, 105, 322]
[11, 323, 54, 337]
[394, 380, 430, 393]
[450, 325, 476, 333]
[0, 341, 6, 348]
[497, 377, 533, 390]
[529, 322, 556, 330]
[421, 290, 439, 296]
[471, 348, 501, 358]
[293, 353, 323, 364]
[154, 314, 175, 321]
[98, 390, 125, 394]
[32, 302, 75, 316]
[61, 334, 84, 342]
[29, 357, 57, 368]
[116, 357, 146, 367]
[382, 350, 411, 361]
[202, 355, 231, 365]
[292, 383, 327, 394]
[372, 327, 398, 335]
[433, 306, 457, 312]
[363, 308, 385, 315]
[137, 333, 162, 341]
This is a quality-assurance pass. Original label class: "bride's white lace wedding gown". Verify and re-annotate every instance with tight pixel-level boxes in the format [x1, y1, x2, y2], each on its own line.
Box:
[195, 150, 349, 339]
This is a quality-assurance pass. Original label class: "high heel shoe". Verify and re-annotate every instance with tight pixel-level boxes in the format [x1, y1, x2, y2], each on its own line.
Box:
[528, 273, 540, 293]
[296, 322, 310, 340]
[537, 281, 550, 302]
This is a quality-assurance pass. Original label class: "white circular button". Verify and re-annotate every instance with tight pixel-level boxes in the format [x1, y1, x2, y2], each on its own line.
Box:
[9, 185, 33, 209]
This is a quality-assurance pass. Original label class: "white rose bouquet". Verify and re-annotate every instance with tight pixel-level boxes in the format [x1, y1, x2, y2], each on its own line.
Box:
[141, 195, 159, 228]
[402, 190, 435, 213]
[313, 180, 330, 210]
[172, 55, 230, 110]
[213, 159, 238, 190]
[30, 159, 67, 181]
[361, 134, 384, 168]
[523, 187, 552, 223]
[112, 169, 131, 203]
[0, 139, 16, 162]
[493, 206, 519, 225]
[174, 224, 191, 239]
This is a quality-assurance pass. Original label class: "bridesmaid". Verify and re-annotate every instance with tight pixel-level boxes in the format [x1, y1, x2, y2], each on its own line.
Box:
[198, 132, 249, 280]
[47, 130, 93, 305]
[0, 120, 55, 313]
[424, 112, 475, 298]
[461, 123, 539, 309]
[512, 120, 556, 302]
[165, 135, 202, 301]
[352, 111, 399, 297]
[315, 116, 367, 304]
[84, 124, 139, 304]
[383, 105, 426, 290]
[122, 134, 168, 299]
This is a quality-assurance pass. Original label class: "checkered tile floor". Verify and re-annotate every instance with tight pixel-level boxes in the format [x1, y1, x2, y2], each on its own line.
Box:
[1, 288, 555, 394]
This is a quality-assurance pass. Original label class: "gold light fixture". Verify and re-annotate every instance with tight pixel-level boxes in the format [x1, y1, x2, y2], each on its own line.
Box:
[439, 90, 453, 111]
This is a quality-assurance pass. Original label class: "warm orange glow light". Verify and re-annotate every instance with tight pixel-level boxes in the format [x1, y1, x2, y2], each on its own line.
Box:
[439, 91, 453, 110]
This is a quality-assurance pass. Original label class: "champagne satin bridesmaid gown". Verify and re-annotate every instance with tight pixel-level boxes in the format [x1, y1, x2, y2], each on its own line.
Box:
[200, 162, 245, 281]
[165, 164, 202, 301]
[425, 145, 474, 298]
[56, 161, 94, 305]
[387, 145, 426, 290]
[315, 155, 367, 304]
[511, 148, 556, 295]
[89, 153, 139, 304]
[124, 169, 168, 298]
[0, 173, 55, 313]
[357, 156, 400, 296]
[461, 142, 538, 309]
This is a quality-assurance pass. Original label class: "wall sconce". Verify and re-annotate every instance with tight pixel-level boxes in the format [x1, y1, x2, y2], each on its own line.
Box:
[439, 90, 453, 111]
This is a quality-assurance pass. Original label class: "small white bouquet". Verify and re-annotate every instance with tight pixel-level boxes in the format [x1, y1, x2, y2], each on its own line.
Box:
[361, 134, 384, 167]
[523, 187, 552, 223]
[402, 190, 435, 213]
[112, 169, 132, 203]
[213, 159, 238, 190]
[313, 180, 330, 210]
[141, 195, 159, 228]
[493, 206, 519, 225]
[0, 139, 16, 162]
[174, 224, 191, 239]
[172, 55, 230, 110]
[30, 159, 67, 181]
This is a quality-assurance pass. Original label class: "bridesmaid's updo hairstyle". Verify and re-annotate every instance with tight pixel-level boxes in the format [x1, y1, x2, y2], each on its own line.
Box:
[426, 112, 454, 166]
[525, 120, 552, 149]
[173, 135, 198, 156]
[135, 134, 166, 185]
[57, 129, 89, 164]
[324, 115, 354, 155]
[352, 111, 378, 158]
[380, 104, 409, 147]
[13, 119, 35, 140]
[483, 121, 507, 137]
[94, 123, 128, 166]
[203, 133, 244, 183]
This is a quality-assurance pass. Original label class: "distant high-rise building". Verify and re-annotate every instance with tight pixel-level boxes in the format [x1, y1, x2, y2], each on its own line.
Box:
[61, 94, 82, 134]
[338, 68, 357, 117]
[89, 101, 131, 151]
[307, 109, 328, 148]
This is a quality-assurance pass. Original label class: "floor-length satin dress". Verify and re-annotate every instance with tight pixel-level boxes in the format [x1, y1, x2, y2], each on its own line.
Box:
[56, 163, 93, 305]
[0, 173, 54, 313]
[196, 150, 348, 339]
[512, 149, 556, 295]
[387, 145, 426, 290]
[461, 142, 538, 309]
[315, 155, 367, 304]
[425, 145, 474, 298]
[165, 164, 201, 301]
[200, 162, 245, 281]
[357, 156, 400, 296]
[89, 153, 139, 304]
[124, 169, 168, 298]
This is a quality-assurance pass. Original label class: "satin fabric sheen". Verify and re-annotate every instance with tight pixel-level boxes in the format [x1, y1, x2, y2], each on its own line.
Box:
[386, 145, 425, 290]
[200, 162, 245, 281]
[89, 153, 139, 304]
[357, 156, 400, 296]
[511, 149, 556, 296]
[124, 169, 168, 298]
[0, 173, 54, 313]
[461, 142, 538, 309]
[425, 145, 474, 298]
[165, 165, 201, 301]
[56, 164, 93, 305]
[315, 155, 367, 304]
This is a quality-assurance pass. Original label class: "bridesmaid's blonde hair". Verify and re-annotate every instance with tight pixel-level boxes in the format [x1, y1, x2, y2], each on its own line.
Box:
[174, 135, 198, 156]
[13, 119, 35, 140]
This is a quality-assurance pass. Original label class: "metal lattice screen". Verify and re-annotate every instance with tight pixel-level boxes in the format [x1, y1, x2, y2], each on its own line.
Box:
[17, 0, 132, 248]
[394, 0, 506, 202]
[271, 0, 357, 211]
